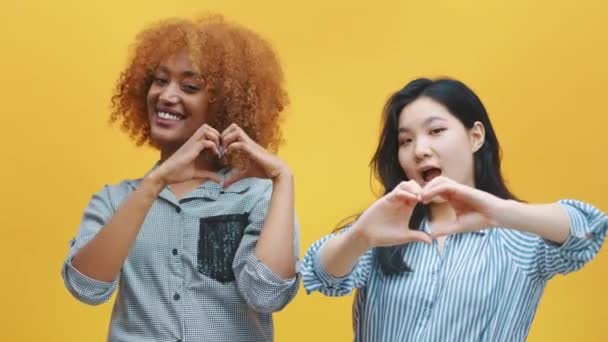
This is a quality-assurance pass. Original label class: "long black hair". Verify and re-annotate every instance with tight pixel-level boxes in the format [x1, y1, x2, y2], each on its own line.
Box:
[371, 78, 519, 275]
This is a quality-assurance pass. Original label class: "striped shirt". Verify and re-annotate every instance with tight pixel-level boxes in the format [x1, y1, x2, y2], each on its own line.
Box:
[62, 166, 300, 342]
[301, 200, 607, 341]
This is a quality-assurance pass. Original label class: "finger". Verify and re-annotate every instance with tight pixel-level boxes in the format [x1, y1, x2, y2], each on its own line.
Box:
[221, 123, 242, 140]
[221, 130, 242, 149]
[421, 175, 449, 189]
[402, 180, 423, 192]
[223, 169, 251, 188]
[202, 130, 221, 148]
[184, 139, 217, 158]
[420, 182, 457, 204]
[192, 124, 219, 140]
[195, 170, 222, 184]
[397, 181, 422, 199]
[396, 230, 433, 245]
[225, 141, 252, 156]
[392, 189, 419, 205]
[198, 140, 220, 156]
[204, 124, 221, 137]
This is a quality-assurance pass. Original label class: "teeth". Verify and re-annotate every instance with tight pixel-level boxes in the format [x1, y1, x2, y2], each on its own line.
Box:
[157, 111, 181, 121]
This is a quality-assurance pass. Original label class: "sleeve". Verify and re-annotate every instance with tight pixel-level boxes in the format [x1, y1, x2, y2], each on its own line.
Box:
[497, 199, 608, 282]
[232, 184, 301, 313]
[300, 228, 373, 296]
[61, 186, 119, 305]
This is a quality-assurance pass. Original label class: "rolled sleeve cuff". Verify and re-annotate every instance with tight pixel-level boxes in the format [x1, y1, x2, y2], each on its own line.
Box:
[300, 239, 356, 296]
[556, 200, 607, 254]
[312, 244, 353, 288]
[62, 259, 117, 305]
[239, 254, 300, 313]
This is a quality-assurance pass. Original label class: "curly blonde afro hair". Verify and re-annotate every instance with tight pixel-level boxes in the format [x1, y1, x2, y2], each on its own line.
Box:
[110, 14, 288, 158]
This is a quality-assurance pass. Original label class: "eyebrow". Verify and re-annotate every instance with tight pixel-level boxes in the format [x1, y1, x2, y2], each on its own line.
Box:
[398, 116, 447, 133]
[156, 66, 200, 78]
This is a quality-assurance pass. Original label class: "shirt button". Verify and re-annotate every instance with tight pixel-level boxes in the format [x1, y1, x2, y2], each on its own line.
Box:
[172, 248, 178, 256]
[173, 293, 180, 301]
[175, 207, 181, 213]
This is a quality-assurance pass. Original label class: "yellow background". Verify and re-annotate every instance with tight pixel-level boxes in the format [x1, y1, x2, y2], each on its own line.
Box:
[1, 0, 607, 341]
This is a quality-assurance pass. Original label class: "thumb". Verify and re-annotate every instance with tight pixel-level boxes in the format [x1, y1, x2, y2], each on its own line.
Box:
[194, 170, 221, 184]
[398, 230, 433, 245]
[429, 222, 460, 239]
[223, 169, 251, 189]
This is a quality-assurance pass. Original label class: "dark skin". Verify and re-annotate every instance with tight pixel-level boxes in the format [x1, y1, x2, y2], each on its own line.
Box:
[72, 51, 297, 282]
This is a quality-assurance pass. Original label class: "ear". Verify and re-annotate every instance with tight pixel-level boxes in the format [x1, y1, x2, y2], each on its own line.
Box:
[469, 121, 485, 153]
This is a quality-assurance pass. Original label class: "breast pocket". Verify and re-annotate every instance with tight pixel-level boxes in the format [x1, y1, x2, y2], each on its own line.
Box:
[197, 214, 249, 283]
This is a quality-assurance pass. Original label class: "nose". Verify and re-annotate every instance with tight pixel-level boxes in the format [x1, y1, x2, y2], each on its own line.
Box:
[158, 82, 179, 104]
[413, 137, 432, 162]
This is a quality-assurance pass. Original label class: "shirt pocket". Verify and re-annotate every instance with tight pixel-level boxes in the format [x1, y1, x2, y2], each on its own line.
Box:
[197, 214, 249, 283]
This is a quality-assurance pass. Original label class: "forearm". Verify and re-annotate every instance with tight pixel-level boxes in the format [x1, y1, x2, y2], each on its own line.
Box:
[495, 200, 571, 244]
[320, 223, 370, 278]
[71, 174, 166, 281]
[254, 171, 296, 279]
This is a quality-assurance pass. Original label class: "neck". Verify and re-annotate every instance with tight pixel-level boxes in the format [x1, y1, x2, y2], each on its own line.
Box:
[429, 201, 456, 223]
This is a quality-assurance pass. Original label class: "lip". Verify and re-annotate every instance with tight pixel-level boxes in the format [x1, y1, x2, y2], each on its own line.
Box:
[152, 106, 187, 126]
[417, 164, 442, 184]
[417, 164, 440, 174]
[154, 113, 184, 127]
[154, 116, 180, 127]
[155, 107, 185, 117]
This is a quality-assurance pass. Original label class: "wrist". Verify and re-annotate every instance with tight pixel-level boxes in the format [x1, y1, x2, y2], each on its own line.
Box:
[272, 166, 293, 184]
[346, 223, 373, 253]
[141, 171, 168, 196]
[492, 198, 522, 228]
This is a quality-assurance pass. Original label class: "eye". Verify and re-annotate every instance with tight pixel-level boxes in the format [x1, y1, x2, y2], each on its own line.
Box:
[152, 76, 168, 85]
[182, 84, 200, 93]
[430, 127, 446, 135]
[399, 137, 413, 146]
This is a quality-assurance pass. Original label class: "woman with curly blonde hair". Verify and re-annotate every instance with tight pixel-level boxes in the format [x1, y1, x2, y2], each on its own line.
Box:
[62, 15, 299, 342]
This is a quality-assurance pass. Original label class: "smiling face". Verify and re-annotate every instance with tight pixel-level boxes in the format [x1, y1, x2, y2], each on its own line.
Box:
[397, 97, 485, 189]
[146, 51, 210, 152]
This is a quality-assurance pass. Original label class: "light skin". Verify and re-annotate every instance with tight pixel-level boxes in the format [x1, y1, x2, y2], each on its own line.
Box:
[72, 51, 296, 282]
[321, 96, 571, 278]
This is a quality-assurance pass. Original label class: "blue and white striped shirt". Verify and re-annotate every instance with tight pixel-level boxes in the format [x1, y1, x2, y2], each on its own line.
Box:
[301, 200, 607, 341]
[62, 166, 300, 342]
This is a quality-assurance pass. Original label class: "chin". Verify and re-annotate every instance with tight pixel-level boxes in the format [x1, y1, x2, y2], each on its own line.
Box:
[151, 134, 183, 148]
[149, 133, 168, 146]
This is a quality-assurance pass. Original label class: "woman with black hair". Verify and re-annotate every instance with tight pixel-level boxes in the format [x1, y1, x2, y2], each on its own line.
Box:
[300, 78, 607, 341]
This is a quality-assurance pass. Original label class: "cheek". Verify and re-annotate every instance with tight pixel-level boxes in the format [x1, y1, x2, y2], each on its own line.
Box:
[188, 98, 209, 121]
[438, 133, 470, 157]
[398, 148, 415, 179]
[441, 141, 475, 181]
[146, 89, 157, 108]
